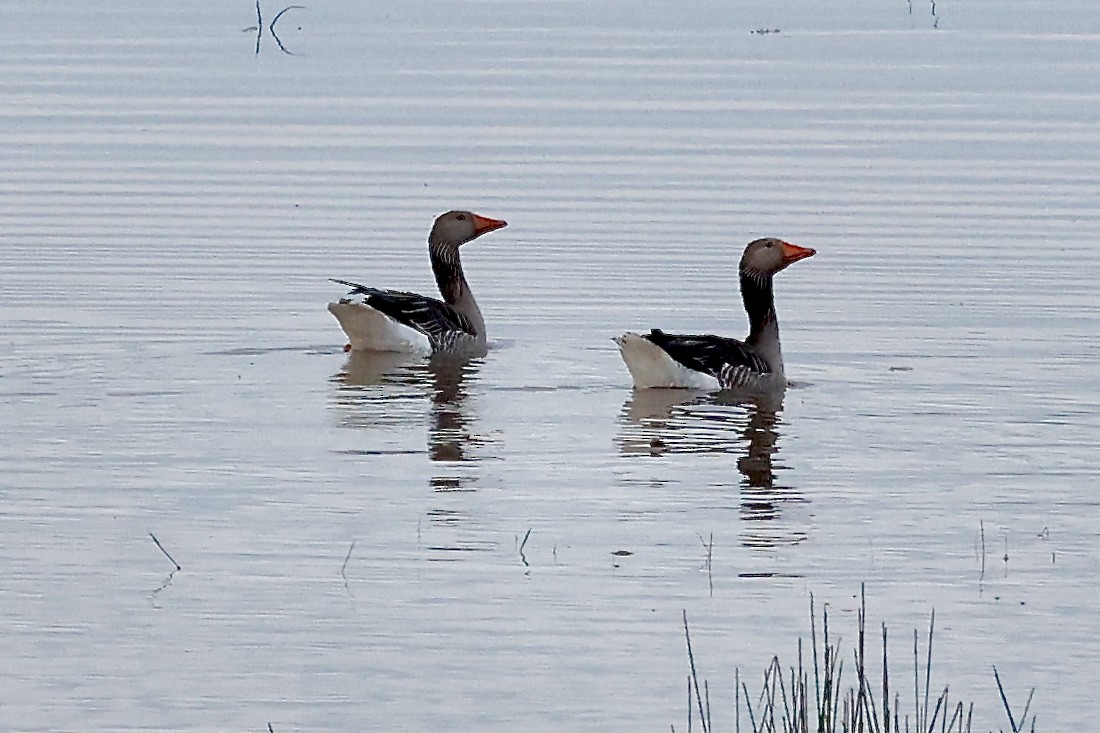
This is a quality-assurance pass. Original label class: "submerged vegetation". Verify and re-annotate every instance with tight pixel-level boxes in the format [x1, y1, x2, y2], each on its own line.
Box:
[678, 587, 1036, 733]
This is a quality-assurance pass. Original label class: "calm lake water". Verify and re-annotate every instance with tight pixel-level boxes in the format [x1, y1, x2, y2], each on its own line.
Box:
[3, 1, 1099, 730]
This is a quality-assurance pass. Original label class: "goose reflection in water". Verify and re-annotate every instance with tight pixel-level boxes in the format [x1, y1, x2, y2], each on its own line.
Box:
[331, 352, 494, 555]
[330, 351, 487, 491]
[618, 389, 807, 549]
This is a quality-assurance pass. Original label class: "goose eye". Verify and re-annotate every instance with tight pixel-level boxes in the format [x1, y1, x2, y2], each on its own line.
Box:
[765, 241, 774, 248]
[456, 214, 466, 221]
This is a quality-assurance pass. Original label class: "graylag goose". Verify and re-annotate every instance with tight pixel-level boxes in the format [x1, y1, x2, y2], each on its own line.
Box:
[615, 237, 815, 392]
[329, 210, 507, 356]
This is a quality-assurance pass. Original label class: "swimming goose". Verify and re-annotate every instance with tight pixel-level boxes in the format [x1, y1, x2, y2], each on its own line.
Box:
[328, 210, 507, 356]
[615, 237, 815, 392]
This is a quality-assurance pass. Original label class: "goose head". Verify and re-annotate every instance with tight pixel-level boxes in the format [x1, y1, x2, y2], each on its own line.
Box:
[740, 237, 816, 278]
[429, 210, 508, 249]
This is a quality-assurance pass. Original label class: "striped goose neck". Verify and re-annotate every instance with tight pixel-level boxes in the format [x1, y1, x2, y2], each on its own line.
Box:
[429, 243, 468, 305]
[740, 268, 777, 345]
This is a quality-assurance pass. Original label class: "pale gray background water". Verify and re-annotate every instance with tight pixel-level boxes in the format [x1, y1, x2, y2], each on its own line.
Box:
[2, 1, 1098, 730]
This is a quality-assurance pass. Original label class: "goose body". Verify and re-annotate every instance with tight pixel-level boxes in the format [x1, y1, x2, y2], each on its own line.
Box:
[328, 210, 507, 356]
[616, 237, 815, 392]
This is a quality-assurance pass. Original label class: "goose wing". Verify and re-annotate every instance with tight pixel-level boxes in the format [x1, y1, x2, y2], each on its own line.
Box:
[331, 279, 477, 347]
[643, 328, 771, 379]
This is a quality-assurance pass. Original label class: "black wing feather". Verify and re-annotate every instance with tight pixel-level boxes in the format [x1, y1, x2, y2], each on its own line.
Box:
[644, 328, 771, 379]
[331, 279, 477, 346]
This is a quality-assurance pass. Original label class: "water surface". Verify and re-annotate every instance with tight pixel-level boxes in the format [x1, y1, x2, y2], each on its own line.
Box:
[2, 1, 1099, 730]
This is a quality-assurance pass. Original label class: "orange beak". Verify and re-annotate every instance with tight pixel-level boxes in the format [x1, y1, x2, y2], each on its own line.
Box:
[780, 241, 816, 266]
[471, 214, 508, 236]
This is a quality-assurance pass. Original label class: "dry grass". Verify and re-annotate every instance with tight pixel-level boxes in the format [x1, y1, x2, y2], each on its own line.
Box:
[677, 586, 1036, 733]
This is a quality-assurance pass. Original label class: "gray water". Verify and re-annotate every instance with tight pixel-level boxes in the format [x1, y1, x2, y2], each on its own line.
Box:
[3, 1, 1099, 730]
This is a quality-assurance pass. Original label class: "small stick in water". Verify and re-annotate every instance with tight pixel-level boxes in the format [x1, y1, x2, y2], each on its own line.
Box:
[149, 533, 181, 571]
[518, 528, 532, 567]
[341, 540, 356, 579]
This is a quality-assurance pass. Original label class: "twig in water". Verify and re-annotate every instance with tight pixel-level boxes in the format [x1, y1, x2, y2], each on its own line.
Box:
[853, 585, 873, 730]
[682, 611, 710, 733]
[811, 593, 821, 720]
[687, 674, 692, 733]
[923, 608, 935, 730]
[253, 0, 263, 55]
[697, 532, 714, 597]
[269, 5, 306, 56]
[704, 679, 710, 732]
[993, 665, 1036, 733]
[270, 4, 304, 27]
[518, 527, 532, 567]
[149, 533, 181, 571]
[741, 677, 757, 732]
[913, 627, 920, 731]
[150, 570, 176, 598]
[697, 533, 713, 570]
[881, 620, 890, 731]
[340, 540, 356, 578]
[994, 665, 1018, 732]
[980, 520, 987, 579]
[734, 667, 740, 733]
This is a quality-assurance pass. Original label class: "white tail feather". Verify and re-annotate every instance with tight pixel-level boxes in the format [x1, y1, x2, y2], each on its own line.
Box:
[327, 301, 430, 354]
[614, 332, 720, 390]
